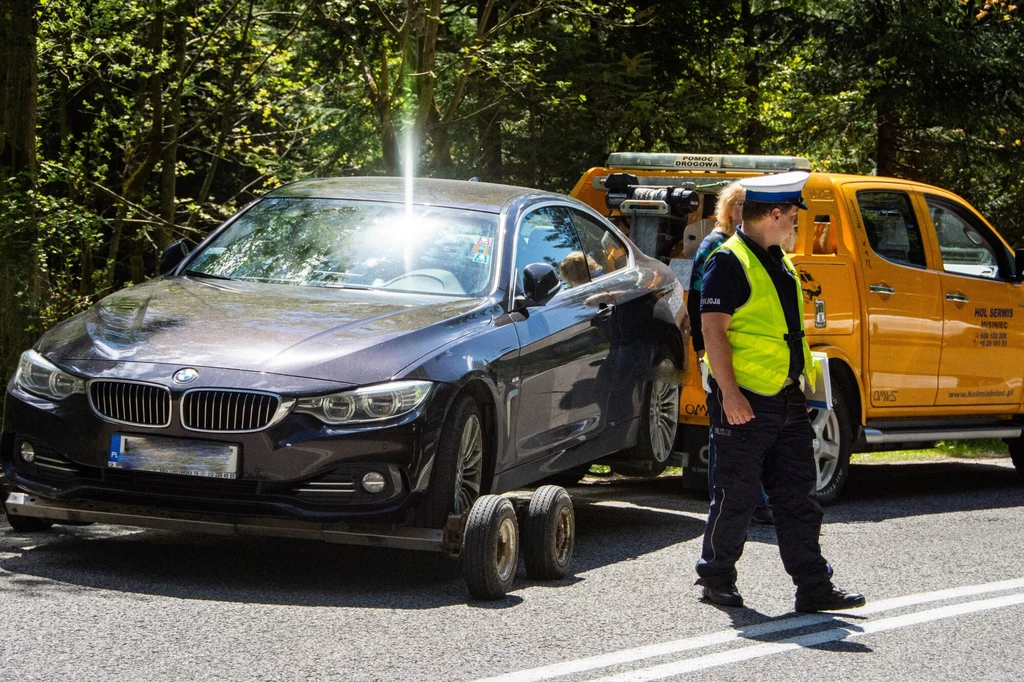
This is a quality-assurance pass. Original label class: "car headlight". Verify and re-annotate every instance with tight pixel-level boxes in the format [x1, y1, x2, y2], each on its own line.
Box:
[294, 380, 433, 424]
[14, 350, 86, 401]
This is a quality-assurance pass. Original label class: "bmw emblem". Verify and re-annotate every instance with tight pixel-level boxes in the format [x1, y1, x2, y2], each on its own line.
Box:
[173, 368, 199, 384]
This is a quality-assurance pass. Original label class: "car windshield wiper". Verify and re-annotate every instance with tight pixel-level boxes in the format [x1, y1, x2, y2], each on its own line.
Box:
[184, 269, 234, 281]
[320, 282, 374, 290]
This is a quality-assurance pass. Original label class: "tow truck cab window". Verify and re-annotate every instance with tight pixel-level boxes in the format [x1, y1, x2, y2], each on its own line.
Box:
[926, 195, 1007, 281]
[569, 208, 629, 279]
[856, 191, 927, 268]
[515, 206, 588, 290]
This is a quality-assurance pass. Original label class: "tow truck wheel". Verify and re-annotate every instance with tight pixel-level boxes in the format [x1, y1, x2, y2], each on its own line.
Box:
[811, 375, 852, 505]
[522, 485, 574, 580]
[1005, 438, 1024, 480]
[462, 494, 519, 600]
[613, 345, 680, 477]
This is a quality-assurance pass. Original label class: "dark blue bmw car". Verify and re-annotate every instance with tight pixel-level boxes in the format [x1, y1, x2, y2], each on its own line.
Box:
[3, 177, 687, 544]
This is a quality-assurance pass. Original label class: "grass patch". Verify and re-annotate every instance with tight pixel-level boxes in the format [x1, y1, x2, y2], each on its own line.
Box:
[851, 439, 1008, 464]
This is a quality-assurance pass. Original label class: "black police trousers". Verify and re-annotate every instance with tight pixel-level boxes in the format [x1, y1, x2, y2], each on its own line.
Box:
[695, 378, 833, 592]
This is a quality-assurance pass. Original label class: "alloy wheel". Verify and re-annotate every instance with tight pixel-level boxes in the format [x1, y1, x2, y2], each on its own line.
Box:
[454, 413, 484, 514]
[648, 370, 680, 463]
[810, 408, 841, 492]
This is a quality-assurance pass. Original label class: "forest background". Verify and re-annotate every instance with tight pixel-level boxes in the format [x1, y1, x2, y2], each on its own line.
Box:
[1, 0, 1022, 379]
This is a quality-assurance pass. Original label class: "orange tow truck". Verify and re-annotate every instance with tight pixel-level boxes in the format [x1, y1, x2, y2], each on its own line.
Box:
[571, 153, 1024, 502]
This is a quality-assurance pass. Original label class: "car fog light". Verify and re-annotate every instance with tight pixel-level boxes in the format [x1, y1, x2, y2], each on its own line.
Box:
[19, 442, 36, 463]
[361, 471, 387, 494]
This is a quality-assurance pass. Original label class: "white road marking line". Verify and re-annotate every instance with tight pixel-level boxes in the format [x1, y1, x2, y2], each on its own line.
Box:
[590, 591, 1024, 682]
[588, 501, 707, 522]
[474, 577, 1024, 682]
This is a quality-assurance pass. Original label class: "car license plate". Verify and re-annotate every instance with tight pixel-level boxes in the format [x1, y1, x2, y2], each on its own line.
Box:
[108, 435, 239, 479]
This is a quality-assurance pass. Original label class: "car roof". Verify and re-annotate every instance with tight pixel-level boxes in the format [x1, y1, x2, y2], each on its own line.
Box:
[265, 177, 562, 213]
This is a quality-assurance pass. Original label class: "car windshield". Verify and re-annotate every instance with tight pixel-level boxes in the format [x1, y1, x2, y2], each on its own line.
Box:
[185, 197, 500, 297]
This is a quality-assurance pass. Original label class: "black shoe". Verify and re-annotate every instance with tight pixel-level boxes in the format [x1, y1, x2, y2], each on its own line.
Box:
[795, 586, 866, 613]
[697, 579, 744, 608]
[751, 506, 775, 525]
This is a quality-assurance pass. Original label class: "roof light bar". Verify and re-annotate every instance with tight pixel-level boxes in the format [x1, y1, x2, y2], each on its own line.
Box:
[606, 153, 811, 173]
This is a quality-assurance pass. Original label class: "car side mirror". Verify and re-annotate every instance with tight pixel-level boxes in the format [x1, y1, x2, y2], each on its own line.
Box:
[159, 239, 192, 275]
[1014, 248, 1024, 282]
[521, 262, 562, 307]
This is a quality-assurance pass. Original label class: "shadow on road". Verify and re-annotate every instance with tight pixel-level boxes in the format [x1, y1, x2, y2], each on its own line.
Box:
[1, 459, 1018, 608]
[0, 476, 705, 609]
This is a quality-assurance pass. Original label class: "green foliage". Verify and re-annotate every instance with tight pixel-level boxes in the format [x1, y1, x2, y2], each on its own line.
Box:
[3, 0, 1024, 380]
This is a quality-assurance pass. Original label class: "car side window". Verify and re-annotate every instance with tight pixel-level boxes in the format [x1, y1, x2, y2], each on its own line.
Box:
[515, 206, 588, 290]
[569, 208, 630, 279]
[856, 191, 927, 268]
[927, 196, 1004, 280]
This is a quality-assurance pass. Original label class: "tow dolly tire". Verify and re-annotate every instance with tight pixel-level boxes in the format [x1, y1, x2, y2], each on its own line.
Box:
[522, 485, 574, 580]
[462, 495, 519, 600]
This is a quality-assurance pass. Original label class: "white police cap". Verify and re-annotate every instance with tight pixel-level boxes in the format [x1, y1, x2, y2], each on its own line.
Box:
[740, 171, 810, 209]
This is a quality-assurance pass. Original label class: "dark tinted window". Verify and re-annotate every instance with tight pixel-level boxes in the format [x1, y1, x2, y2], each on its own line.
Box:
[856, 191, 927, 268]
[569, 208, 630, 278]
[515, 207, 587, 289]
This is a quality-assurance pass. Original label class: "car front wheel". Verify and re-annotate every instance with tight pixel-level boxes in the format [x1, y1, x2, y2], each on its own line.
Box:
[416, 394, 487, 528]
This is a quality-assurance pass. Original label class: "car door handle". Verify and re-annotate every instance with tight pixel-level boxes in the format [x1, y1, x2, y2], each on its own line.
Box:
[596, 303, 615, 319]
[869, 284, 896, 295]
[946, 293, 970, 303]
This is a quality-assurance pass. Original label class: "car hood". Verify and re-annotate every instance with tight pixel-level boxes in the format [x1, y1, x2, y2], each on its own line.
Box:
[37, 277, 496, 384]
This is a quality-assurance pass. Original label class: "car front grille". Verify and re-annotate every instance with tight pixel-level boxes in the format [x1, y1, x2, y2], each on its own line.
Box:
[181, 390, 281, 432]
[89, 380, 172, 427]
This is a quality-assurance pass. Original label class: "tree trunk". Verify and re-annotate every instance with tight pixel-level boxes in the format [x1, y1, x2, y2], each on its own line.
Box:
[158, 15, 187, 250]
[474, 0, 502, 181]
[0, 0, 39, 371]
[741, 0, 763, 154]
[105, 6, 164, 289]
[876, 102, 899, 178]
[0, 0, 38, 187]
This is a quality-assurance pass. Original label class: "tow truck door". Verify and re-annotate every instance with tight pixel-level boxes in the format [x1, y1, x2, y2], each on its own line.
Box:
[844, 184, 943, 408]
[918, 192, 1024, 406]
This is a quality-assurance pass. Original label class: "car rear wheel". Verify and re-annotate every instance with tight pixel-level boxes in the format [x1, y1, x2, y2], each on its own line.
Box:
[811, 375, 852, 505]
[612, 345, 680, 477]
[416, 394, 487, 528]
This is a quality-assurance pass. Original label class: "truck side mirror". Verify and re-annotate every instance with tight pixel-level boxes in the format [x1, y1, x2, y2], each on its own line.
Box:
[159, 239, 192, 275]
[520, 262, 562, 307]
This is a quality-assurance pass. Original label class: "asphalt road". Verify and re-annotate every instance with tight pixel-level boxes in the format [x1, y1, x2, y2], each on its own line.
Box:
[2, 457, 1023, 682]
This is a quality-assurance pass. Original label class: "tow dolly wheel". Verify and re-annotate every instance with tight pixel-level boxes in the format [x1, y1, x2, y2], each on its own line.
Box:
[462, 494, 519, 600]
[522, 485, 574, 580]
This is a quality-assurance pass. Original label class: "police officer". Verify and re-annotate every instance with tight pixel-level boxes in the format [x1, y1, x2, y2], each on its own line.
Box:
[694, 171, 865, 612]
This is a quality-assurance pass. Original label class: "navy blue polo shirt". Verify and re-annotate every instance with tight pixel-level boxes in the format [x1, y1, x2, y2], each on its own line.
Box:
[699, 230, 805, 383]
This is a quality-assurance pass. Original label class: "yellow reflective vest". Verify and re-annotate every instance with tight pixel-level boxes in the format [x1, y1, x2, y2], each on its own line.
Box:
[706, 234, 820, 396]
